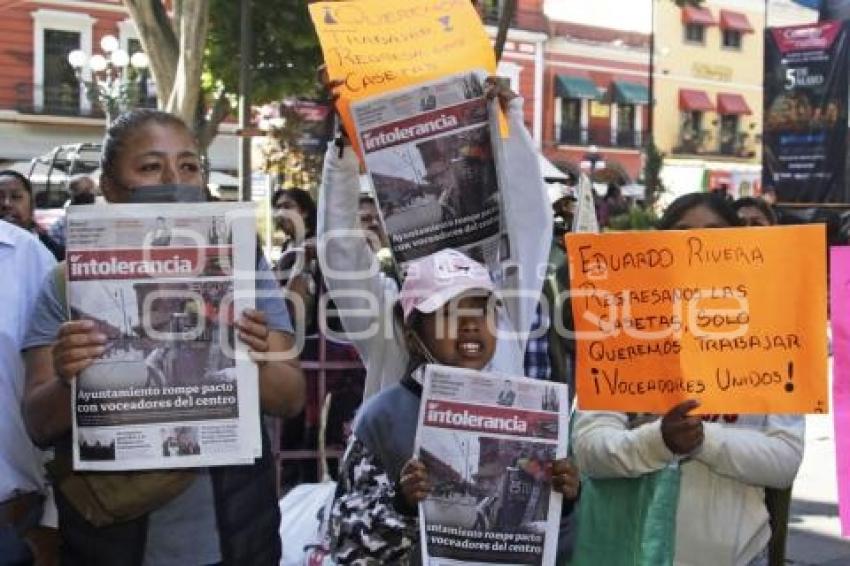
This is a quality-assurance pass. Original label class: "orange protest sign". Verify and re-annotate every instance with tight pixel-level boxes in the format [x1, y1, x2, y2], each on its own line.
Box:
[308, 0, 498, 157]
[566, 225, 829, 415]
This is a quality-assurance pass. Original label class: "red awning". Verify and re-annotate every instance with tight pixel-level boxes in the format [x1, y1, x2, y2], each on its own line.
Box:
[679, 89, 715, 112]
[681, 6, 717, 26]
[717, 93, 752, 115]
[720, 10, 754, 33]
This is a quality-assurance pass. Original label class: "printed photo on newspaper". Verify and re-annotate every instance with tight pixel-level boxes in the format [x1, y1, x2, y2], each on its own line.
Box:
[351, 71, 503, 268]
[65, 202, 260, 471]
[414, 365, 569, 566]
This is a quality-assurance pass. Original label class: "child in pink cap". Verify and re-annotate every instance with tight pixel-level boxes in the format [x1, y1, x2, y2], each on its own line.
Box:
[317, 77, 572, 563]
[326, 249, 579, 564]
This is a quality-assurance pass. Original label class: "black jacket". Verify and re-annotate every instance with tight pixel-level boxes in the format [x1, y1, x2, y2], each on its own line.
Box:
[56, 428, 281, 566]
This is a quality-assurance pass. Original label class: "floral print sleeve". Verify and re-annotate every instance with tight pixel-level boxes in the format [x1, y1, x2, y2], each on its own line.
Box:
[329, 436, 419, 565]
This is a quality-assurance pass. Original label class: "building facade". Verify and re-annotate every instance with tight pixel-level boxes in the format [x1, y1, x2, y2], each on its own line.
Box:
[542, 21, 650, 184]
[653, 0, 765, 199]
[479, 0, 548, 148]
[0, 0, 237, 189]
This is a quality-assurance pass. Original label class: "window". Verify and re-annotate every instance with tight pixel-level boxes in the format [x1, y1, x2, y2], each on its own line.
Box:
[32, 9, 94, 114]
[722, 29, 742, 49]
[560, 98, 582, 144]
[719, 114, 740, 155]
[43, 29, 80, 114]
[684, 23, 705, 44]
[680, 111, 704, 152]
[683, 110, 703, 133]
[616, 104, 636, 147]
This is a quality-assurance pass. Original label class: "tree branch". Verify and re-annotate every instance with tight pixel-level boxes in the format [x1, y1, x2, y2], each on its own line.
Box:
[197, 92, 232, 150]
[121, 0, 179, 106]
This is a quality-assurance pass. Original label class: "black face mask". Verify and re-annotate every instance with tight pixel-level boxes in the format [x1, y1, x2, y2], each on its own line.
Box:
[127, 184, 207, 204]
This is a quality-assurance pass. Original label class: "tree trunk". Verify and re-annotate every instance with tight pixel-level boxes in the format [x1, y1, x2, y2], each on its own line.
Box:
[493, 0, 516, 62]
[122, 1, 178, 105]
[121, 0, 210, 127]
[166, 2, 210, 126]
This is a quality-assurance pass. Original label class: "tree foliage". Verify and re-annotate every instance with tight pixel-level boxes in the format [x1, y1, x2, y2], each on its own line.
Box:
[205, 0, 322, 103]
[123, 0, 321, 147]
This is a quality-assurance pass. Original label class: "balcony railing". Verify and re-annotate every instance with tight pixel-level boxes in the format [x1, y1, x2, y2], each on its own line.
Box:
[16, 83, 157, 119]
[558, 126, 645, 149]
[674, 129, 756, 158]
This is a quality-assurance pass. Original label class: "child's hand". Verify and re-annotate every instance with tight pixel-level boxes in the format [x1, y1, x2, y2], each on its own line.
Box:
[550, 458, 580, 500]
[399, 458, 430, 507]
[484, 76, 518, 112]
[661, 399, 704, 455]
[317, 64, 350, 140]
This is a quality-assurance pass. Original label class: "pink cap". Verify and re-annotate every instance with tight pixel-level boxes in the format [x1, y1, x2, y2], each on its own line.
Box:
[399, 249, 495, 322]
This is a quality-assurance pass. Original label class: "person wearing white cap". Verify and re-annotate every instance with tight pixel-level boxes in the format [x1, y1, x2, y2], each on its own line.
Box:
[326, 249, 579, 563]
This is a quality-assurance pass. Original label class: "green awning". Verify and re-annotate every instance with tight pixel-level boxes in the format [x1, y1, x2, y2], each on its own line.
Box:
[610, 80, 649, 105]
[554, 75, 600, 100]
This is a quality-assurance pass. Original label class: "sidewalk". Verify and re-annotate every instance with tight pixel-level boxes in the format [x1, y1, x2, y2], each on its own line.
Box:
[786, 414, 850, 565]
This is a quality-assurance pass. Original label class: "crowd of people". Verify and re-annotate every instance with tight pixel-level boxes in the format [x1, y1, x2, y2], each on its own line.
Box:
[0, 78, 818, 566]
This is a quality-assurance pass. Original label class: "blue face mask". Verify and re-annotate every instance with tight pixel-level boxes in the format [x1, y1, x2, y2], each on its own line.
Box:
[127, 184, 207, 204]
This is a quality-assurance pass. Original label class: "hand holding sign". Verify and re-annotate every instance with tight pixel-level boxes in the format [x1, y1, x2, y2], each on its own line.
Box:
[661, 400, 704, 454]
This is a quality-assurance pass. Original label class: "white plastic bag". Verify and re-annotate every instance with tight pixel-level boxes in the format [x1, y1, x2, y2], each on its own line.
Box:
[279, 481, 337, 565]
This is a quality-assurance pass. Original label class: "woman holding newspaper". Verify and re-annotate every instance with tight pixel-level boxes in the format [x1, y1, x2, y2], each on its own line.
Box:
[319, 78, 579, 563]
[21, 109, 304, 565]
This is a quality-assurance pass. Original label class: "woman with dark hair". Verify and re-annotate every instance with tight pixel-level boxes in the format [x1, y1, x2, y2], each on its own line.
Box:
[22, 108, 305, 565]
[272, 187, 318, 288]
[0, 169, 65, 259]
[271, 185, 367, 493]
[272, 187, 317, 246]
[656, 191, 741, 230]
[733, 197, 778, 227]
[574, 191, 804, 566]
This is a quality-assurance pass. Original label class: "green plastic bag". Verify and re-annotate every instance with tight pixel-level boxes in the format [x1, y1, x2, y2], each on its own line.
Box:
[568, 465, 681, 566]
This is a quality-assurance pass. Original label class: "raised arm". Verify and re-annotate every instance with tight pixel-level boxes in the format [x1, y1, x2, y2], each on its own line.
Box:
[317, 143, 400, 362]
[496, 97, 553, 353]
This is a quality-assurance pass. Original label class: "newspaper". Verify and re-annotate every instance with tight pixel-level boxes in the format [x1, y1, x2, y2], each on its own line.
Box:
[572, 175, 600, 233]
[65, 202, 261, 471]
[414, 365, 569, 566]
[351, 71, 503, 268]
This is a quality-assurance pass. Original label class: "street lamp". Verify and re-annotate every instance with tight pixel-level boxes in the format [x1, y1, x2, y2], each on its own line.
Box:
[583, 145, 605, 178]
[67, 34, 150, 123]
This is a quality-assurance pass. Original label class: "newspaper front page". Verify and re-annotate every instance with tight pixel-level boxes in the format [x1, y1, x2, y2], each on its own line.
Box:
[414, 365, 569, 566]
[65, 202, 261, 471]
[351, 71, 503, 268]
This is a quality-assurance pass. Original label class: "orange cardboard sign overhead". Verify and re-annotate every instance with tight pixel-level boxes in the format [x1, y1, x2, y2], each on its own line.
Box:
[566, 225, 829, 415]
[309, 0, 498, 157]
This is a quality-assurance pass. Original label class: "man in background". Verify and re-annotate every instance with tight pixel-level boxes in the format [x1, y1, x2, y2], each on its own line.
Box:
[0, 171, 64, 260]
[47, 175, 97, 250]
